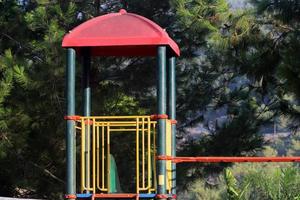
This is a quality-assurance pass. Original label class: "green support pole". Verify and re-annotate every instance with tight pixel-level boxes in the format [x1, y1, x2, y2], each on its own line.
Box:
[66, 48, 76, 198]
[168, 56, 176, 197]
[82, 48, 91, 193]
[83, 48, 91, 116]
[157, 46, 167, 199]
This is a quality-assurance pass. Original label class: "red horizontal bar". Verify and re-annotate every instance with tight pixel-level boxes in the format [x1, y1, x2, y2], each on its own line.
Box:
[64, 115, 81, 120]
[84, 119, 93, 125]
[150, 114, 168, 120]
[65, 194, 76, 199]
[156, 194, 168, 199]
[93, 193, 138, 199]
[160, 156, 300, 163]
[170, 119, 177, 124]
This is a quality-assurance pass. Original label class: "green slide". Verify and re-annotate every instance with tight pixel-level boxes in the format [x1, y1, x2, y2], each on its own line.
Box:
[108, 154, 122, 193]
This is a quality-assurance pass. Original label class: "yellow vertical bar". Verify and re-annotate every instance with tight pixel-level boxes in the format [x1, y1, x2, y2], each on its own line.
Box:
[153, 123, 157, 190]
[142, 117, 145, 189]
[166, 120, 172, 192]
[102, 124, 105, 190]
[92, 119, 96, 193]
[81, 118, 85, 192]
[147, 117, 151, 193]
[87, 121, 90, 190]
[96, 124, 100, 191]
[107, 123, 110, 192]
[136, 118, 139, 193]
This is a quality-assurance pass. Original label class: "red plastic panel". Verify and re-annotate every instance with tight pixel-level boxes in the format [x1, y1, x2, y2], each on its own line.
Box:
[93, 193, 138, 199]
[62, 9, 180, 57]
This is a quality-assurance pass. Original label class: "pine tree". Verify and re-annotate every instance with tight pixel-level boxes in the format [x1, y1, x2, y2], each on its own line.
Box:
[3, 0, 299, 198]
[169, 0, 274, 185]
[248, 0, 300, 128]
[0, 1, 175, 198]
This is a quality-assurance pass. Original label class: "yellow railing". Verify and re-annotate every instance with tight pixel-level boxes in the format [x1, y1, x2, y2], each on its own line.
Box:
[166, 119, 172, 192]
[74, 116, 158, 194]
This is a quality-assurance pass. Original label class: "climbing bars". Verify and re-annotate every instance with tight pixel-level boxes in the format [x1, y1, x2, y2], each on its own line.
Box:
[74, 116, 159, 194]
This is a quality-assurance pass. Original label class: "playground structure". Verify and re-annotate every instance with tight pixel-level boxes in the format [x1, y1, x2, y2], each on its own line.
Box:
[71, 115, 175, 199]
[62, 9, 300, 200]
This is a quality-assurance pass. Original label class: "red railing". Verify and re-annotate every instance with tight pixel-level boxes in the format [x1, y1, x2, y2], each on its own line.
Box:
[156, 156, 300, 163]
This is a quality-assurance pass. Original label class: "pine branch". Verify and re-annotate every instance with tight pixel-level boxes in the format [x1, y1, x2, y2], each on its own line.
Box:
[30, 162, 65, 184]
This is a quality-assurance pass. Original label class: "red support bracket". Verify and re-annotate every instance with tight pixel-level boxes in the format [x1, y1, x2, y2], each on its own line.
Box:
[156, 194, 169, 199]
[84, 119, 93, 125]
[156, 155, 173, 161]
[170, 119, 177, 124]
[64, 115, 81, 121]
[150, 114, 168, 120]
[65, 194, 76, 199]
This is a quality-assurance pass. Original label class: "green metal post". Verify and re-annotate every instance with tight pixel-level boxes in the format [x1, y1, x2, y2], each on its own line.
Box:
[82, 48, 91, 192]
[168, 56, 176, 196]
[66, 48, 76, 198]
[83, 48, 91, 116]
[157, 46, 167, 199]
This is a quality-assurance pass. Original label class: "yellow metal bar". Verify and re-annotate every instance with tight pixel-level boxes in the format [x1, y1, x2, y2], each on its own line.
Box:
[136, 118, 139, 193]
[81, 126, 93, 192]
[153, 123, 157, 190]
[96, 124, 139, 127]
[142, 117, 145, 189]
[107, 123, 110, 193]
[80, 116, 151, 119]
[96, 126, 108, 191]
[139, 186, 152, 191]
[92, 119, 96, 193]
[81, 118, 85, 192]
[147, 117, 151, 193]
[94, 121, 156, 125]
[96, 125, 100, 191]
[87, 123, 90, 191]
[109, 129, 140, 132]
[166, 120, 172, 192]
[102, 124, 105, 190]
[95, 121, 151, 125]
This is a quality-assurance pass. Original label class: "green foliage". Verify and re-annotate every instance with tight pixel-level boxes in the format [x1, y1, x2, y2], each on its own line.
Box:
[0, 1, 78, 198]
[1, 0, 300, 198]
[177, 177, 226, 200]
[246, 0, 300, 128]
[171, 0, 229, 54]
[224, 169, 249, 200]
[0, 1, 167, 198]
[0, 50, 14, 107]
[207, 106, 264, 156]
[179, 146, 300, 200]
[252, 0, 300, 23]
[241, 165, 300, 200]
[0, 48, 31, 168]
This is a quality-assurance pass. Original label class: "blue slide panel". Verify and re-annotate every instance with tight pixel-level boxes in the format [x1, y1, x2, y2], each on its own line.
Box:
[139, 193, 156, 198]
[76, 193, 157, 199]
[76, 193, 92, 198]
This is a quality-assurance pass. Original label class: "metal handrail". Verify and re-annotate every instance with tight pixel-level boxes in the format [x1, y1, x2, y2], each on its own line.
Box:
[75, 116, 157, 194]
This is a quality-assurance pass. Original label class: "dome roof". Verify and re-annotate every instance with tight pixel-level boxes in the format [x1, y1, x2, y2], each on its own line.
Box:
[62, 9, 180, 57]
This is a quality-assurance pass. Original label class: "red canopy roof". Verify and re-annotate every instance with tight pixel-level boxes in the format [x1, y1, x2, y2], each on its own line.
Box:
[62, 9, 180, 57]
